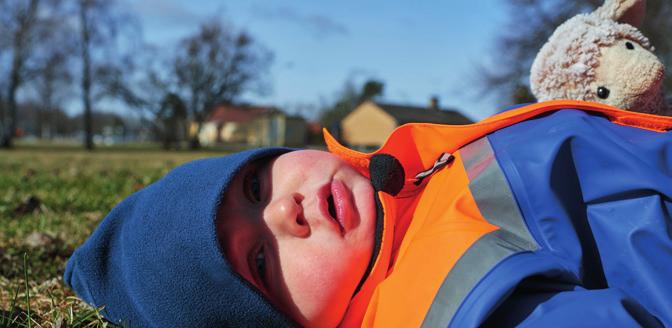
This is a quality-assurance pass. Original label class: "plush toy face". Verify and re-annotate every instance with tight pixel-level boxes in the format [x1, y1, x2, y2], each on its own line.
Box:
[530, 0, 670, 115]
[594, 38, 667, 114]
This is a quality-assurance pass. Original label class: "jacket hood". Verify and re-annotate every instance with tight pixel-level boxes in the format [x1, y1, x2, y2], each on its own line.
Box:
[64, 147, 296, 327]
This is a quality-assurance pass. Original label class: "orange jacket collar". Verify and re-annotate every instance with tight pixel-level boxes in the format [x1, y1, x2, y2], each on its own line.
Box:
[329, 100, 672, 327]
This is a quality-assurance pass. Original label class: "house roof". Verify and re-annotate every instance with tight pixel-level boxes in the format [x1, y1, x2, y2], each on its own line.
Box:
[376, 102, 473, 125]
[306, 121, 323, 134]
[207, 105, 278, 124]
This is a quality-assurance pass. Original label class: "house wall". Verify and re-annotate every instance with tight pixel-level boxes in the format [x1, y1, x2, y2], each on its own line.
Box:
[246, 114, 307, 147]
[198, 122, 219, 146]
[341, 101, 397, 148]
[245, 114, 276, 146]
[199, 112, 308, 147]
[199, 121, 246, 145]
[268, 114, 285, 146]
[221, 122, 246, 143]
[284, 116, 308, 147]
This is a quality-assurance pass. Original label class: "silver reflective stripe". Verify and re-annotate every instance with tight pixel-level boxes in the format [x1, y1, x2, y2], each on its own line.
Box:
[421, 137, 537, 328]
[462, 138, 536, 247]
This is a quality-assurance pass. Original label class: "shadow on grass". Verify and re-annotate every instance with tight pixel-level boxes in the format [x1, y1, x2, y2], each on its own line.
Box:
[0, 253, 114, 328]
[1, 307, 29, 327]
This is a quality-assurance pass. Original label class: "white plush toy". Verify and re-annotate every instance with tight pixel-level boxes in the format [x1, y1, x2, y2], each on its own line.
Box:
[530, 0, 670, 115]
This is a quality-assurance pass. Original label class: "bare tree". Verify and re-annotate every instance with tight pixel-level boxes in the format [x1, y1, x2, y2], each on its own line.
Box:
[477, 0, 672, 109]
[157, 93, 187, 150]
[75, 0, 138, 150]
[125, 51, 188, 149]
[0, 0, 40, 148]
[103, 43, 190, 149]
[173, 20, 273, 148]
[31, 52, 74, 139]
[78, 0, 95, 150]
[28, 1, 75, 139]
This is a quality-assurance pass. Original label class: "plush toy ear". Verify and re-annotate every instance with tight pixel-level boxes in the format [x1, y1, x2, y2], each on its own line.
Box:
[594, 0, 646, 27]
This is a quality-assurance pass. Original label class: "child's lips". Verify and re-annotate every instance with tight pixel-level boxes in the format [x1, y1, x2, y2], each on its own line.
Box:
[318, 179, 352, 235]
[331, 179, 352, 233]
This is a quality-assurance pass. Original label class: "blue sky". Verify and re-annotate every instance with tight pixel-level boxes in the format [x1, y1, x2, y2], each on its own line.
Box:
[125, 0, 509, 121]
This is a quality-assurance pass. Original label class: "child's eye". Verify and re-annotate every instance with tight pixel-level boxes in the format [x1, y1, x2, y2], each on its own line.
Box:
[243, 168, 262, 203]
[255, 245, 267, 285]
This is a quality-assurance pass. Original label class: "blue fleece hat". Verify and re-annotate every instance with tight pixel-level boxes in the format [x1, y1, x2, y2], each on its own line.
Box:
[64, 147, 297, 327]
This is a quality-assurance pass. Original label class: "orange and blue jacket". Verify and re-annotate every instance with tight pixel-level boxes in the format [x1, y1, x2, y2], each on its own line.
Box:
[328, 100, 672, 327]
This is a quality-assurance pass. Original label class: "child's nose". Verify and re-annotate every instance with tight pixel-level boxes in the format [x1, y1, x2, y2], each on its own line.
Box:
[265, 193, 310, 238]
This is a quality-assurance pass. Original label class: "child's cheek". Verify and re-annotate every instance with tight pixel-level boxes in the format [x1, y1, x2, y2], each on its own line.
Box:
[278, 238, 365, 327]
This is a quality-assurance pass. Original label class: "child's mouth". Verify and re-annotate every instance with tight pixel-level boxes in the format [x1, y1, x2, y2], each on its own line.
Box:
[327, 195, 338, 220]
[326, 192, 345, 234]
[318, 180, 349, 235]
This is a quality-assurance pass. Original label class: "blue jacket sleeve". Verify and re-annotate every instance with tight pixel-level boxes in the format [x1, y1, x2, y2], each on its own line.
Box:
[483, 110, 672, 327]
[482, 280, 664, 328]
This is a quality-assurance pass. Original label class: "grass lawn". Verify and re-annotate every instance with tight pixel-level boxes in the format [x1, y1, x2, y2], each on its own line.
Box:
[0, 147, 228, 327]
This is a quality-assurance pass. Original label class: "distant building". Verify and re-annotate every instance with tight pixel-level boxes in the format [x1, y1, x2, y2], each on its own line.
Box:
[198, 104, 308, 147]
[340, 99, 473, 149]
[306, 121, 326, 145]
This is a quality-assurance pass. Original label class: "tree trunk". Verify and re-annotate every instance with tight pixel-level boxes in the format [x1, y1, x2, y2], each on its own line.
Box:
[3, 78, 19, 148]
[188, 99, 202, 149]
[189, 120, 202, 149]
[0, 113, 6, 148]
[79, 0, 94, 150]
[2, 0, 40, 148]
[4, 41, 24, 148]
[38, 95, 53, 140]
[0, 95, 4, 141]
[43, 74, 54, 139]
[189, 129, 201, 149]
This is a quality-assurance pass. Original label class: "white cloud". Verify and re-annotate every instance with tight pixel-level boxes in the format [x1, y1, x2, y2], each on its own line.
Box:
[249, 4, 348, 38]
[126, 0, 202, 27]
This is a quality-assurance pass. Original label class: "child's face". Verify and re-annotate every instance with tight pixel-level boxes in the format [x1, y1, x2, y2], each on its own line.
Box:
[217, 150, 376, 327]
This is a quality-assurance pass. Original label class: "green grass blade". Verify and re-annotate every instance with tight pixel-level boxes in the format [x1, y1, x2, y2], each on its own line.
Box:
[23, 252, 32, 328]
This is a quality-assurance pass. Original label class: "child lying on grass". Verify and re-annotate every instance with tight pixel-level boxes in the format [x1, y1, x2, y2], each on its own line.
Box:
[65, 100, 672, 327]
